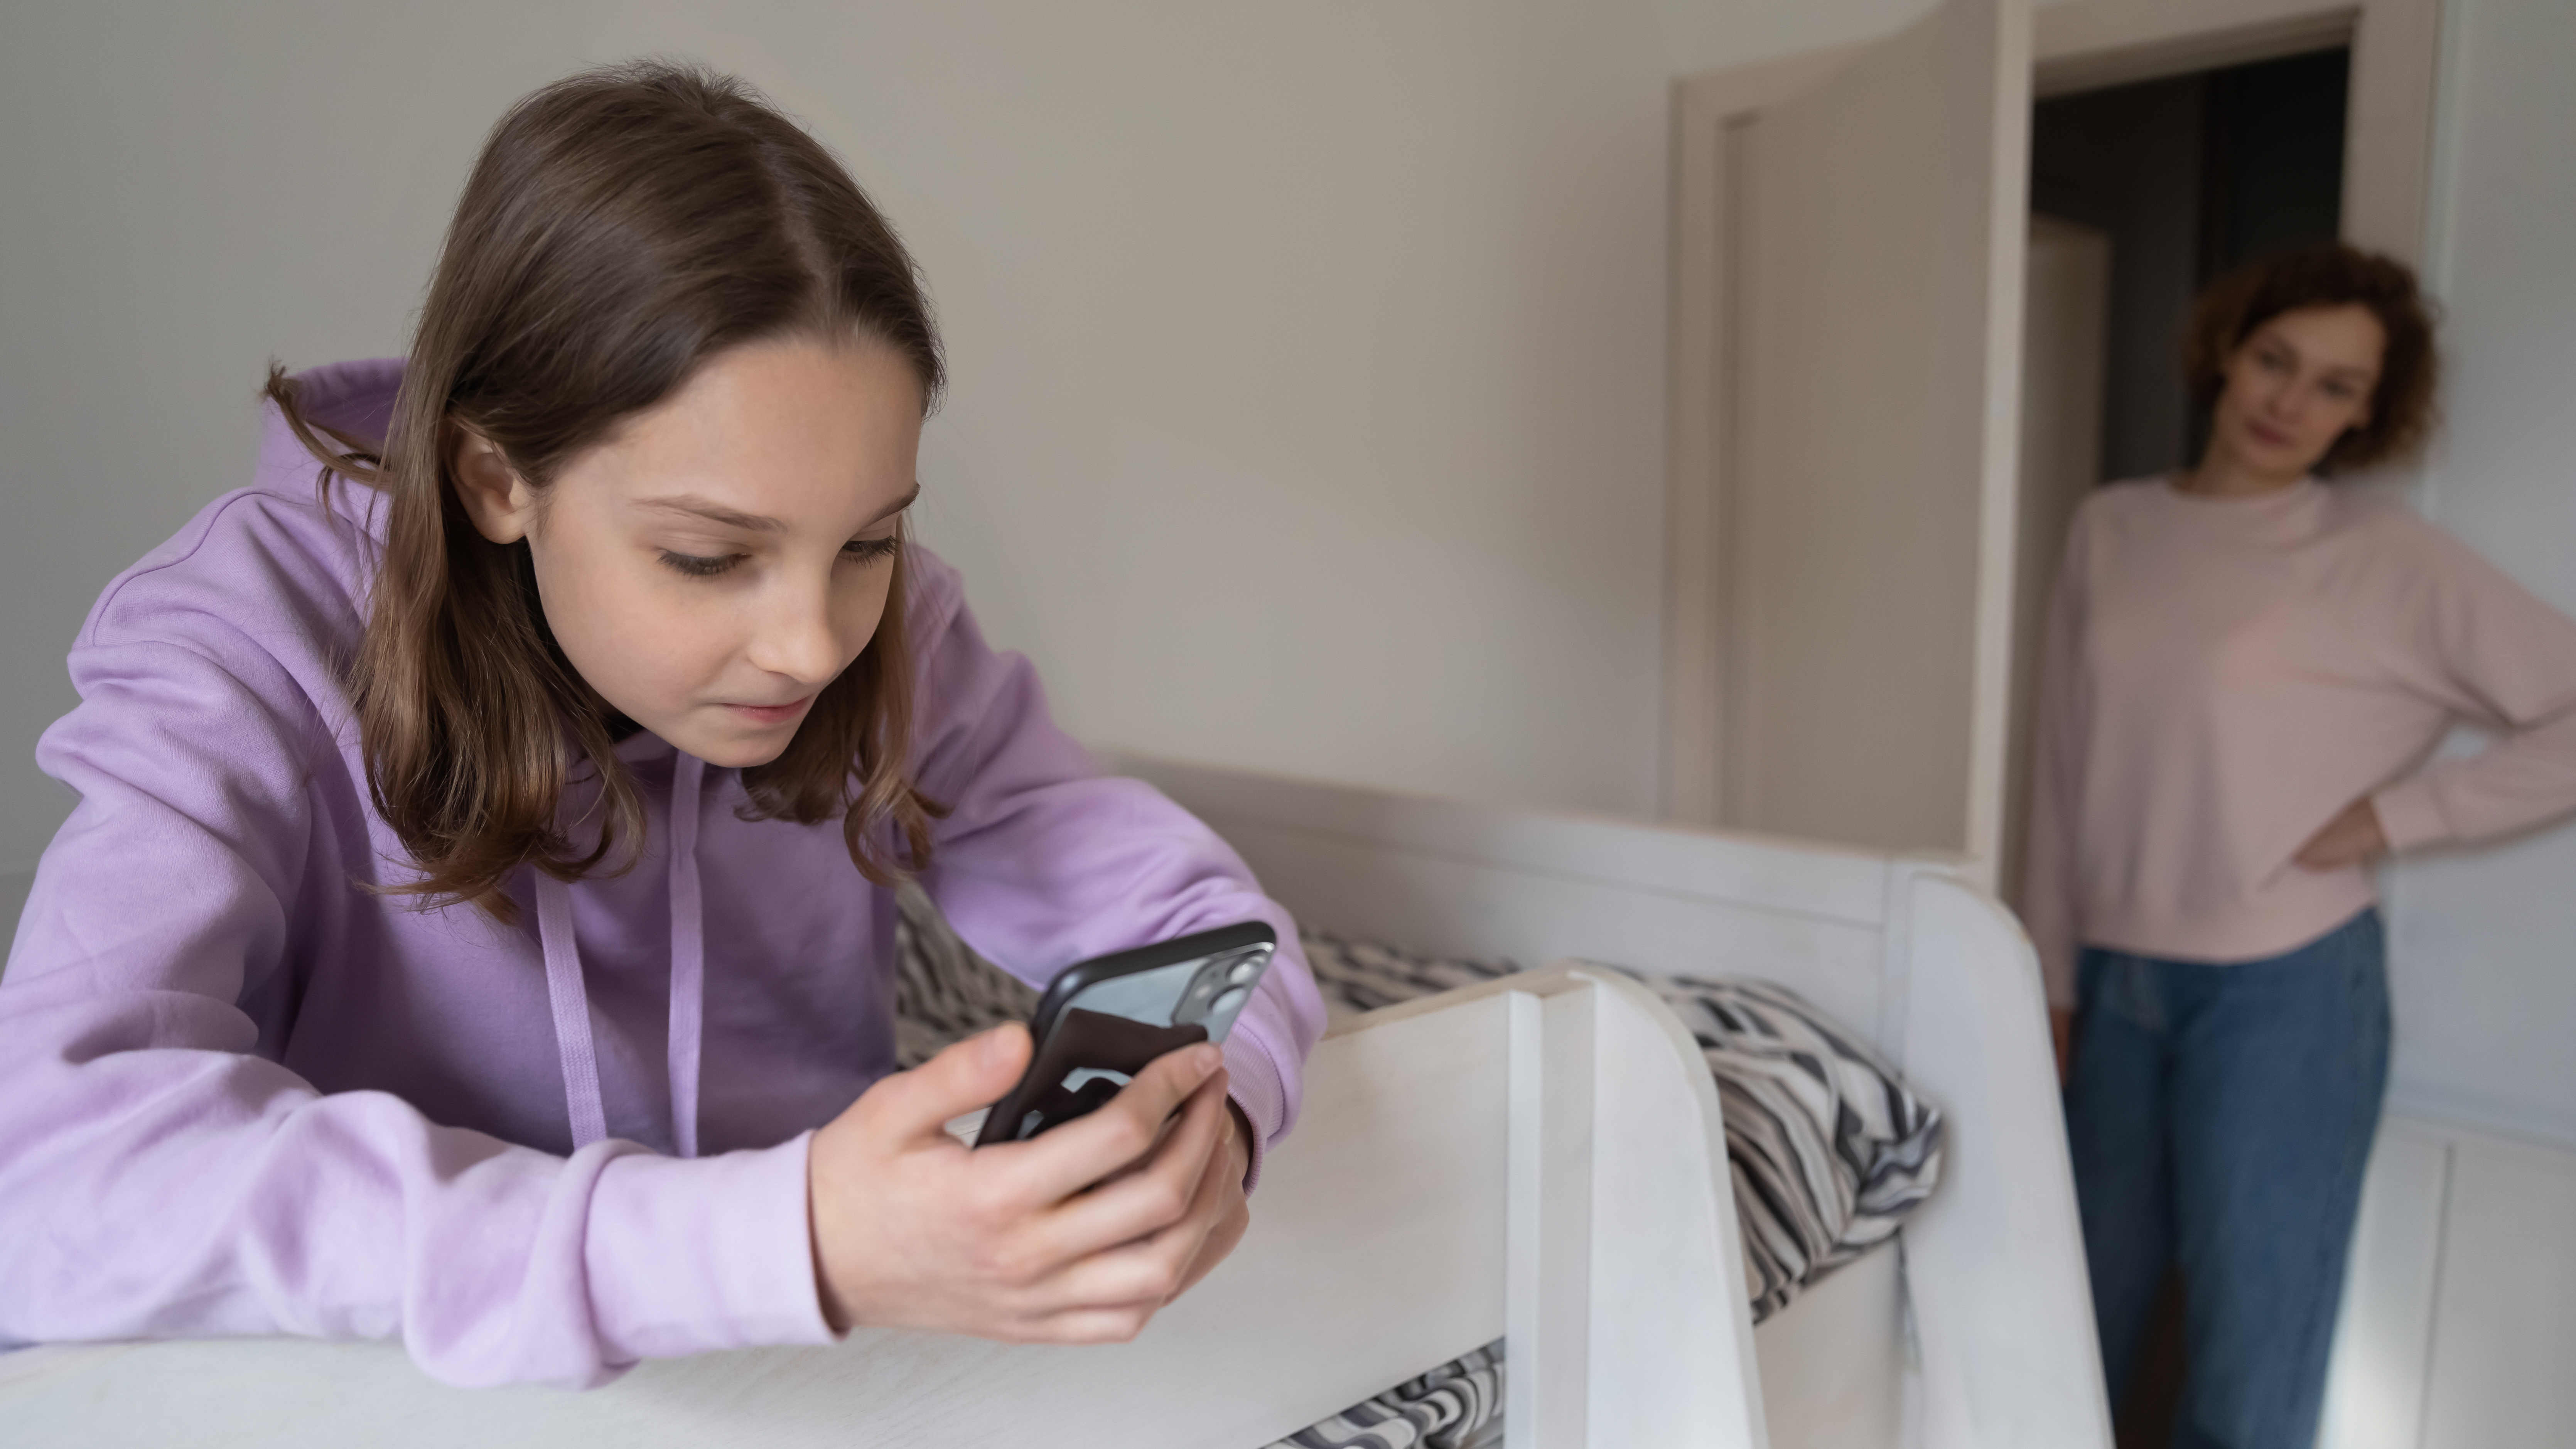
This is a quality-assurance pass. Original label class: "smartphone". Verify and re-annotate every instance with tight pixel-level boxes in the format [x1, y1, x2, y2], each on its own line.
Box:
[972, 921, 1277, 1147]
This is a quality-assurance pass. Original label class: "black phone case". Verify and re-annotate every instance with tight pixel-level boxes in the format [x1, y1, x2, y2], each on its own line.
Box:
[972, 920, 1275, 1148]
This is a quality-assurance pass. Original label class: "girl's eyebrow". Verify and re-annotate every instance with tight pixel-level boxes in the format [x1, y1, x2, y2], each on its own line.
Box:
[636, 495, 784, 531]
[867, 484, 923, 525]
[635, 483, 919, 533]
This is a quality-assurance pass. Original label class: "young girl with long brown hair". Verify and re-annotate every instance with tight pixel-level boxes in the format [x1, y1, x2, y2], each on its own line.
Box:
[0, 63, 1322, 1385]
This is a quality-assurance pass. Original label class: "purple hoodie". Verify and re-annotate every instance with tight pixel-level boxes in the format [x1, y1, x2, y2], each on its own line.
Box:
[0, 359, 1325, 1387]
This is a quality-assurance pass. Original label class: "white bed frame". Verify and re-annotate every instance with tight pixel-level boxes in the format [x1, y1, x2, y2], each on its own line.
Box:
[0, 757, 2111, 1448]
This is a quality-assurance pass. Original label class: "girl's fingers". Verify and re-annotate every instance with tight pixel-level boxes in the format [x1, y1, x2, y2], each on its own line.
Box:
[1002, 1044, 1223, 1204]
[863, 1024, 1032, 1144]
[1002, 1304, 1162, 1346]
[1010, 1092, 1239, 1316]
[1024, 1074, 1230, 1261]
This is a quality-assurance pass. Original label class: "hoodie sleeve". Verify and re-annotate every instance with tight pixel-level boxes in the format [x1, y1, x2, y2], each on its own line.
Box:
[901, 557, 1326, 1188]
[0, 624, 829, 1387]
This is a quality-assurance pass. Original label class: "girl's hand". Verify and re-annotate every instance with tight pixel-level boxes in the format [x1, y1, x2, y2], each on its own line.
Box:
[807, 1024, 1251, 1343]
[2295, 797, 2390, 871]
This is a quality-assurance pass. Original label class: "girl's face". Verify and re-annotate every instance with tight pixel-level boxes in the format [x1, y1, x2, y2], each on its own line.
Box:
[454, 336, 923, 768]
[2210, 303, 2385, 481]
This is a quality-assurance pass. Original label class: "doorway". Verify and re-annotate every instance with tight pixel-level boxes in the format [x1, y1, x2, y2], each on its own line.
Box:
[2035, 47, 2350, 483]
[2007, 43, 2353, 1449]
[1660, 0, 2440, 881]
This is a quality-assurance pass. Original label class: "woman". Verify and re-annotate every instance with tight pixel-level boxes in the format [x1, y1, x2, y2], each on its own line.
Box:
[0, 64, 1323, 1386]
[2023, 243, 2576, 1447]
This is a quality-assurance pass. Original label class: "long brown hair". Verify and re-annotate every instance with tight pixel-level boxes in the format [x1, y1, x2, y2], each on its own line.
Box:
[2184, 242, 2441, 474]
[268, 62, 945, 916]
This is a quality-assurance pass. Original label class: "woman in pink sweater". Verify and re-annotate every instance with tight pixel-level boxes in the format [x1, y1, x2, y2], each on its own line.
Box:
[2024, 245, 2576, 1448]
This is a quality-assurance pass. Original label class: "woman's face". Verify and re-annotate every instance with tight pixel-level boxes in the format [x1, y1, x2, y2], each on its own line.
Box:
[2210, 303, 2385, 480]
[454, 336, 923, 768]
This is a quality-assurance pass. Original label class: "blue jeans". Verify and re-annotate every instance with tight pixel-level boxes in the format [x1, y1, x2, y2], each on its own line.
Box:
[2064, 909, 2389, 1449]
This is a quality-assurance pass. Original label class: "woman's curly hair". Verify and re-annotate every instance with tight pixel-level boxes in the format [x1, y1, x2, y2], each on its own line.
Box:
[2183, 242, 2440, 474]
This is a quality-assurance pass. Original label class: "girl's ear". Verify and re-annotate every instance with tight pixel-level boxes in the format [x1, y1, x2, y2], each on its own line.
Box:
[450, 425, 540, 545]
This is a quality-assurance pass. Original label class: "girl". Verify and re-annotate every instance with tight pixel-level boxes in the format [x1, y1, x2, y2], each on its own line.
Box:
[0, 64, 1323, 1387]
[2023, 244, 2576, 1447]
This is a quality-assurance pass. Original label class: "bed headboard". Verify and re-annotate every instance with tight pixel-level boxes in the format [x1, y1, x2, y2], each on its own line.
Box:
[1110, 752, 1975, 1064]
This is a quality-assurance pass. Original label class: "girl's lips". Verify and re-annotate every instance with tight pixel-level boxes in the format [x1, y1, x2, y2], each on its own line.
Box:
[2247, 420, 2293, 449]
[725, 698, 813, 728]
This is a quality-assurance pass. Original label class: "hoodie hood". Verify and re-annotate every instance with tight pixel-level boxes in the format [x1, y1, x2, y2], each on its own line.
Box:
[267, 356, 717, 1156]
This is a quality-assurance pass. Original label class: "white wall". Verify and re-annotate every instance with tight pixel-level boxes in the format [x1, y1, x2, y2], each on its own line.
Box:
[2378, 0, 2576, 1148]
[17, 0, 2568, 1159]
[0, 0, 1938, 897]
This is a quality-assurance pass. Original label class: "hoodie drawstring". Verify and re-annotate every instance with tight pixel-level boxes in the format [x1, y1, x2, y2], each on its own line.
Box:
[664, 752, 707, 1159]
[533, 750, 709, 1158]
[534, 870, 607, 1150]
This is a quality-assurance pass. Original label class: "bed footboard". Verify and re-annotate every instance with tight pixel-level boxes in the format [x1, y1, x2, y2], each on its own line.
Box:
[1893, 869, 2110, 1447]
[1120, 754, 2112, 1449]
[0, 967, 1760, 1449]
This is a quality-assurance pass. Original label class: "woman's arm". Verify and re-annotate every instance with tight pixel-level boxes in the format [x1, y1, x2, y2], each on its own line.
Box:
[2362, 526, 2576, 852]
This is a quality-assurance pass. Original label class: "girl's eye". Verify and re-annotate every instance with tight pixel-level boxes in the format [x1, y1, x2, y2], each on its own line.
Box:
[843, 536, 901, 565]
[659, 551, 742, 579]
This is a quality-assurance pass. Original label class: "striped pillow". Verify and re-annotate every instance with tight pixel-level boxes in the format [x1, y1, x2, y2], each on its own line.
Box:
[1263, 928, 1945, 1323]
[892, 891, 1945, 1321]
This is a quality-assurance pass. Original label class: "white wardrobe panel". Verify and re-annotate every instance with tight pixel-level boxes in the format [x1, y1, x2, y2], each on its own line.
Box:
[2318, 1120, 2451, 1449]
[2419, 1130, 2576, 1448]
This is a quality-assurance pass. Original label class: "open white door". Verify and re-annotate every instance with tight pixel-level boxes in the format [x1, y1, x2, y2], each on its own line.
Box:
[2001, 215, 2110, 915]
[1664, 0, 2033, 878]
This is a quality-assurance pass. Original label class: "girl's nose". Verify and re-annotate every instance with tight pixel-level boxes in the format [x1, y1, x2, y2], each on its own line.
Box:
[747, 580, 849, 685]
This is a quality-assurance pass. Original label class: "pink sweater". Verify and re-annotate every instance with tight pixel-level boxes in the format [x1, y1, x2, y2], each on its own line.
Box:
[2021, 476, 2576, 1007]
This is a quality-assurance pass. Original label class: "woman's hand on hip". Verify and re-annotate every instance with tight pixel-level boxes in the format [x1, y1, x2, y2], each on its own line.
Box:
[2295, 797, 2390, 871]
[806, 1024, 1252, 1343]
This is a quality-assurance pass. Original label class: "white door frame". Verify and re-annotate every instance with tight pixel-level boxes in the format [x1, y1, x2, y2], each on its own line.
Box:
[1660, 0, 2446, 834]
[2032, 0, 2443, 264]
